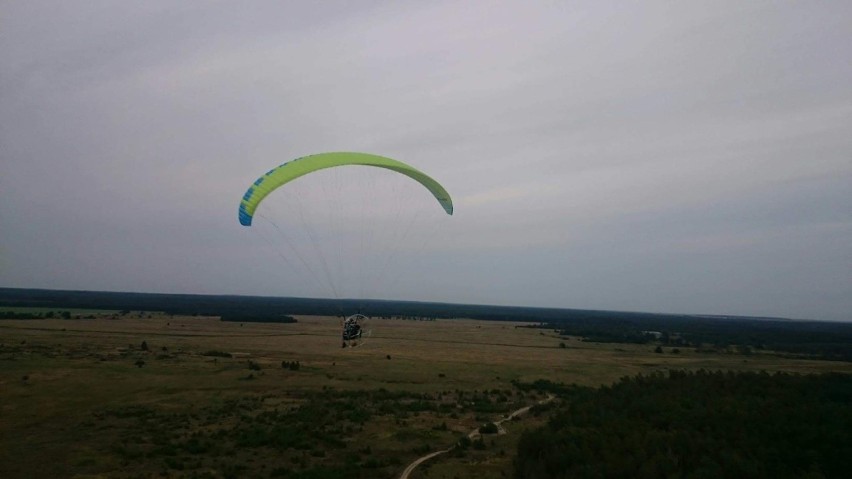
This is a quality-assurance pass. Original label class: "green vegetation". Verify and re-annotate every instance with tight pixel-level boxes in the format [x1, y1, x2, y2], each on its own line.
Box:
[478, 422, 499, 434]
[282, 360, 301, 370]
[543, 316, 852, 362]
[2, 310, 78, 319]
[220, 314, 297, 323]
[0, 314, 550, 478]
[71, 386, 526, 478]
[516, 370, 852, 479]
[1, 295, 851, 479]
[202, 350, 233, 358]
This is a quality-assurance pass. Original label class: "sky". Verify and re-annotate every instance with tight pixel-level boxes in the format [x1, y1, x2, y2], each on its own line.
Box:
[1, 1, 850, 321]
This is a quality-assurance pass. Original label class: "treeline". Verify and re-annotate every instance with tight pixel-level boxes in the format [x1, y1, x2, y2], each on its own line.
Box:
[220, 314, 297, 323]
[0, 310, 73, 319]
[0, 287, 790, 323]
[515, 370, 852, 479]
[543, 315, 852, 361]
[0, 288, 806, 324]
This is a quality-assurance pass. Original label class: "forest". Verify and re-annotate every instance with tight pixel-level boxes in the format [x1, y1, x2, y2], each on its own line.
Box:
[539, 315, 852, 361]
[0, 288, 789, 321]
[515, 370, 852, 479]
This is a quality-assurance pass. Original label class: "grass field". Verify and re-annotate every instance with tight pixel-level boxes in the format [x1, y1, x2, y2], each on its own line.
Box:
[2, 314, 850, 478]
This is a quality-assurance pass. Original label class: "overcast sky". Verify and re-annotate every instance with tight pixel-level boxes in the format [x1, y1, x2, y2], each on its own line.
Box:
[1, 1, 850, 321]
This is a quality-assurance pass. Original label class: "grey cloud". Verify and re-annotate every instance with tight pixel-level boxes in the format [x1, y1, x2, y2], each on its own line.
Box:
[1, 1, 850, 320]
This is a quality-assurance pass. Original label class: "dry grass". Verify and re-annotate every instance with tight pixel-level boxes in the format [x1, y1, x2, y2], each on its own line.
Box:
[1, 315, 850, 478]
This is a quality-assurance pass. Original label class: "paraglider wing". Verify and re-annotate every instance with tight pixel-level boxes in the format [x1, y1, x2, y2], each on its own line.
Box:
[238, 152, 453, 226]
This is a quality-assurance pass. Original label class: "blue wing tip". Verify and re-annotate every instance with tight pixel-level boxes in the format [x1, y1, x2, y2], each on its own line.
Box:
[442, 200, 454, 215]
[239, 208, 253, 226]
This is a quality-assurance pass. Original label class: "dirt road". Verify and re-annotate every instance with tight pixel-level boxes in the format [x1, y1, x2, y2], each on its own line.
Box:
[398, 394, 555, 479]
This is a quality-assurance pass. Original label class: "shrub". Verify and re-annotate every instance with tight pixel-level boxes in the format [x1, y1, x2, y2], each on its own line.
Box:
[282, 360, 300, 371]
[479, 422, 499, 434]
[202, 350, 232, 358]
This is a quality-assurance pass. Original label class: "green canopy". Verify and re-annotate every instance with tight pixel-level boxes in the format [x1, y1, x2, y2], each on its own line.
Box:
[239, 152, 453, 226]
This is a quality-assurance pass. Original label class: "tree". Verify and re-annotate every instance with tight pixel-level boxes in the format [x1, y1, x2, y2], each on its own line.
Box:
[479, 422, 499, 434]
[282, 360, 300, 371]
[457, 436, 471, 450]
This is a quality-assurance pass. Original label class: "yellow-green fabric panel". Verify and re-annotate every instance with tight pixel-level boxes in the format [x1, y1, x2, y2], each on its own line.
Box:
[239, 152, 453, 226]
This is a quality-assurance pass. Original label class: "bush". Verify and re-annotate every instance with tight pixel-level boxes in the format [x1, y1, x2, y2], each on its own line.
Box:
[202, 350, 232, 358]
[282, 360, 300, 371]
[479, 422, 499, 434]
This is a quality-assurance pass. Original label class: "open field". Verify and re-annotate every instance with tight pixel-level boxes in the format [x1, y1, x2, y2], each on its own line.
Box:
[2, 314, 851, 478]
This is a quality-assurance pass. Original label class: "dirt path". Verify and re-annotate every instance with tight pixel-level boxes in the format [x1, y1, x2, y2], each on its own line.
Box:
[398, 394, 555, 479]
[398, 448, 453, 479]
